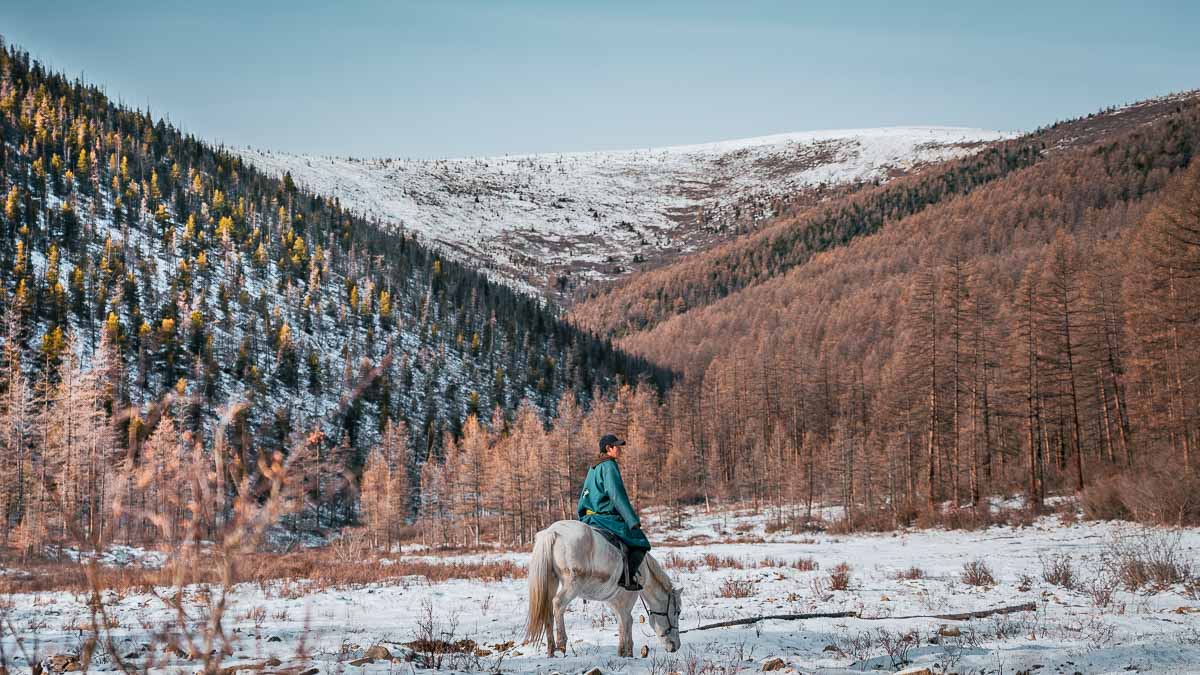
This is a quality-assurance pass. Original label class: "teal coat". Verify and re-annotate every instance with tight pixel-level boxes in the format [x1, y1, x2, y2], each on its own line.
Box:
[577, 458, 651, 550]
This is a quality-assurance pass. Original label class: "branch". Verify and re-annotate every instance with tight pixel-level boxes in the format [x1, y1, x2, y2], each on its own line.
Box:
[679, 602, 1037, 633]
[680, 611, 856, 633]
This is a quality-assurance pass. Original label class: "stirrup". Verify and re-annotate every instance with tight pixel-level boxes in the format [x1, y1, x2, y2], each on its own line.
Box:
[619, 569, 643, 591]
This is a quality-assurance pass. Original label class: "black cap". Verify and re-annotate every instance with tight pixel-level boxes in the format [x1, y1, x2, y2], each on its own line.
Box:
[599, 434, 626, 452]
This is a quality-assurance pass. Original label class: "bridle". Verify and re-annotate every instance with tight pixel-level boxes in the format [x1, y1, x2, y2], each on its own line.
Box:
[639, 589, 678, 636]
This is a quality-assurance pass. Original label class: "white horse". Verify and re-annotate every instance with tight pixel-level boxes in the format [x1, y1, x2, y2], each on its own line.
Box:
[525, 520, 682, 657]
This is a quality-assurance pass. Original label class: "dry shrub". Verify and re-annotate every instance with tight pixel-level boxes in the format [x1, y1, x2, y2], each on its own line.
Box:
[764, 515, 827, 534]
[829, 562, 852, 591]
[1102, 530, 1195, 591]
[877, 627, 920, 668]
[702, 554, 745, 570]
[409, 598, 481, 671]
[917, 506, 992, 531]
[828, 508, 902, 534]
[961, 559, 995, 587]
[893, 566, 926, 581]
[1081, 474, 1133, 521]
[717, 578, 756, 598]
[1040, 552, 1077, 589]
[916, 503, 1037, 531]
[663, 553, 699, 572]
[756, 556, 818, 571]
[792, 556, 819, 572]
[1082, 468, 1200, 526]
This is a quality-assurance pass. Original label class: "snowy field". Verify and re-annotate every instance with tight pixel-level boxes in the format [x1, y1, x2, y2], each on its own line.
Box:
[239, 127, 1011, 294]
[5, 506, 1200, 674]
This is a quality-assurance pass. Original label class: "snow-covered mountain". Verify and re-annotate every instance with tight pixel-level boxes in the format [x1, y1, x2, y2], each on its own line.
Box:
[238, 127, 1013, 297]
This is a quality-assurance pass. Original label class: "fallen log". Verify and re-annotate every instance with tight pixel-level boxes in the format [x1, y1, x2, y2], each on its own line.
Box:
[887, 601, 1037, 622]
[680, 602, 1036, 633]
[680, 611, 857, 633]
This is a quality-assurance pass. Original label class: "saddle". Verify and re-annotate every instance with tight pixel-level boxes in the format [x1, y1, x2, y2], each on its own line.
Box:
[588, 525, 643, 591]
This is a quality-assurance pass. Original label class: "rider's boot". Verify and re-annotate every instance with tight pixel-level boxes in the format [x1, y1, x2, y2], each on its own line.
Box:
[619, 550, 644, 591]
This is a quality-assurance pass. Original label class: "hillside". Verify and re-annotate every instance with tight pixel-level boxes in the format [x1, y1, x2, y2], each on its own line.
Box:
[571, 92, 1200, 340]
[555, 91, 1200, 520]
[0, 38, 668, 544]
[238, 127, 1008, 298]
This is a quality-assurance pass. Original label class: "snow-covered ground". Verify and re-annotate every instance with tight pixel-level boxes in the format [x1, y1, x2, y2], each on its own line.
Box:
[238, 127, 1012, 296]
[6, 507, 1200, 674]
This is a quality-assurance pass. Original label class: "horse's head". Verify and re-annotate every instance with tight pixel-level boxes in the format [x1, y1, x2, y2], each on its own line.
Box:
[646, 585, 682, 652]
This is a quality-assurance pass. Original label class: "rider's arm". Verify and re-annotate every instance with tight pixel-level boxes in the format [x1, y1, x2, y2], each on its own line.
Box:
[576, 469, 589, 519]
[602, 462, 641, 530]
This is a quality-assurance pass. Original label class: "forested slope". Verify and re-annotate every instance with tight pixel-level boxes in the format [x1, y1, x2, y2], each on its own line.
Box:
[0, 39, 668, 550]
[575, 91, 1200, 525]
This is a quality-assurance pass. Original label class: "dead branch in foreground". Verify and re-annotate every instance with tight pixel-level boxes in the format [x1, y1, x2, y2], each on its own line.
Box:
[680, 602, 1037, 633]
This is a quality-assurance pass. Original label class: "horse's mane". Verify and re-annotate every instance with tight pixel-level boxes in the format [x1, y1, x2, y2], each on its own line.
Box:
[643, 553, 675, 593]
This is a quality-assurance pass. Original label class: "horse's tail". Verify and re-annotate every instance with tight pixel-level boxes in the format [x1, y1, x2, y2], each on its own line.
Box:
[524, 527, 558, 645]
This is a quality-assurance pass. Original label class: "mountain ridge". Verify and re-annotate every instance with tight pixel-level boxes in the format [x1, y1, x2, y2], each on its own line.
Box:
[238, 126, 1010, 299]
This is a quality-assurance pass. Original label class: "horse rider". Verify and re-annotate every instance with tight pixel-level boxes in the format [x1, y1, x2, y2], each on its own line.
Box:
[577, 434, 651, 591]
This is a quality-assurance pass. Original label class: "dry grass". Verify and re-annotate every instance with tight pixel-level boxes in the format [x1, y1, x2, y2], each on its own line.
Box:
[893, 566, 926, 581]
[716, 578, 756, 598]
[791, 556, 819, 572]
[917, 504, 1037, 531]
[828, 507, 911, 534]
[0, 547, 523, 595]
[663, 553, 819, 573]
[764, 515, 828, 534]
[825, 502, 1041, 534]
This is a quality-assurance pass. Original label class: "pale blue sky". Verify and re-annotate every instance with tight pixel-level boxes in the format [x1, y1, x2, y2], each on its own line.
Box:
[3, 1, 1196, 158]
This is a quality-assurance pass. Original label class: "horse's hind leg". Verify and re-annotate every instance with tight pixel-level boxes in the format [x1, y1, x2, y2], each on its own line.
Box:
[552, 584, 575, 655]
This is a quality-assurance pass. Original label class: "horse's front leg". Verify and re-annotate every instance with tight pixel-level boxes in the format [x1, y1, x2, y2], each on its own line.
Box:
[616, 608, 631, 657]
[552, 585, 575, 655]
[611, 594, 636, 657]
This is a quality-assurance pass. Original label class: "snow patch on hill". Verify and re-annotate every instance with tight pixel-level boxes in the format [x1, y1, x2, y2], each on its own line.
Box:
[238, 127, 1013, 296]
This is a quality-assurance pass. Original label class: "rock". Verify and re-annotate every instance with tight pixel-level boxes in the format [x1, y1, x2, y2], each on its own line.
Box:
[938, 626, 962, 637]
[219, 662, 273, 675]
[584, 669, 603, 675]
[893, 668, 933, 675]
[264, 658, 282, 667]
[348, 657, 372, 666]
[761, 657, 787, 671]
[46, 655, 79, 673]
[363, 645, 391, 660]
[640, 645, 649, 658]
[821, 644, 838, 652]
[299, 669, 320, 675]
[267, 636, 282, 643]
